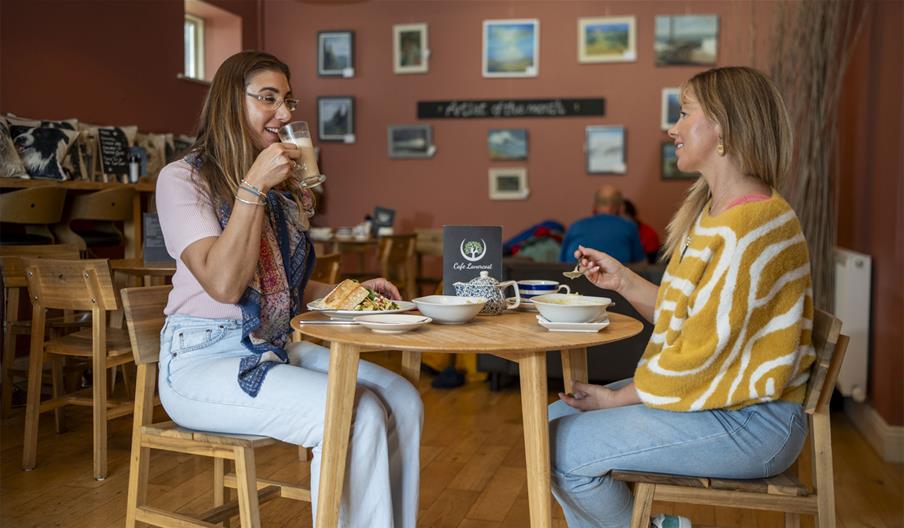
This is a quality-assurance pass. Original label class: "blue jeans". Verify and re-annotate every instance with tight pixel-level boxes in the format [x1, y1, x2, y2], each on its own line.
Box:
[548, 379, 808, 527]
[158, 315, 423, 528]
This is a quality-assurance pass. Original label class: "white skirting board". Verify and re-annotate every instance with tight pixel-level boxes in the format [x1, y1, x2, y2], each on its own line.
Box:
[845, 398, 904, 463]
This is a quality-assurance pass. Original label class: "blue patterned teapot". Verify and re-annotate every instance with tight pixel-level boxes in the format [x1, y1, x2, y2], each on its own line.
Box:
[453, 271, 521, 315]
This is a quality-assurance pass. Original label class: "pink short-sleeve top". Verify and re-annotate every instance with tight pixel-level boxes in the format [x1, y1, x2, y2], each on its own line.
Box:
[155, 160, 242, 319]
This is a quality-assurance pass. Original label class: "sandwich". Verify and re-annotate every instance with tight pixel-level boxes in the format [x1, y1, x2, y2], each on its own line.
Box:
[320, 279, 400, 311]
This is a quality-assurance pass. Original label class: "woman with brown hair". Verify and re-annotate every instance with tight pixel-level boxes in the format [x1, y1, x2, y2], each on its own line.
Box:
[155, 51, 422, 527]
[548, 66, 815, 527]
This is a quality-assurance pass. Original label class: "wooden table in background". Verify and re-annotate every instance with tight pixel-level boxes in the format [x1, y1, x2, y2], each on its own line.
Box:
[291, 310, 644, 528]
[0, 179, 156, 258]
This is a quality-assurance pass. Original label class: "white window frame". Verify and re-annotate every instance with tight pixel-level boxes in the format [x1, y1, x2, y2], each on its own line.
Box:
[184, 13, 205, 80]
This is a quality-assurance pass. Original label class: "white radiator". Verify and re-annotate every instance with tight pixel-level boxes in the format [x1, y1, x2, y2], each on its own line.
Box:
[833, 247, 871, 402]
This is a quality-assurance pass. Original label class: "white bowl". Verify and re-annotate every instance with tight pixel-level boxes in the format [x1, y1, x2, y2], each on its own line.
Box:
[412, 295, 487, 324]
[529, 293, 611, 323]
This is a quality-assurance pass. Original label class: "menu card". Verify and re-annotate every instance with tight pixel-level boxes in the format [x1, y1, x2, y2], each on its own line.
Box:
[143, 212, 176, 264]
[443, 226, 502, 295]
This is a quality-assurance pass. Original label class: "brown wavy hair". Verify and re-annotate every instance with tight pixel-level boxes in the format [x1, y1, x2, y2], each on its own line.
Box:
[189, 51, 292, 209]
[662, 66, 793, 259]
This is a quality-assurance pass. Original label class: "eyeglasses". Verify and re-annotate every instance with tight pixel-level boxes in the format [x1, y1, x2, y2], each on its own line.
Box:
[245, 92, 299, 112]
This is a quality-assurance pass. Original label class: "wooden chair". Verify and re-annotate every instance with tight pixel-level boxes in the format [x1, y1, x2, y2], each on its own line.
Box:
[612, 309, 849, 528]
[0, 186, 68, 245]
[377, 233, 417, 299]
[0, 244, 83, 418]
[121, 285, 311, 528]
[52, 187, 135, 254]
[311, 251, 341, 284]
[21, 258, 135, 480]
[415, 228, 443, 296]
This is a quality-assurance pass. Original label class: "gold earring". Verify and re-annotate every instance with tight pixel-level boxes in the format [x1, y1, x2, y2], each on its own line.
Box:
[717, 141, 725, 156]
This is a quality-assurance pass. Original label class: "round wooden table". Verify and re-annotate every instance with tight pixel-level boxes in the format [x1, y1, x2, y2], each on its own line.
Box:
[291, 309, 644, 528]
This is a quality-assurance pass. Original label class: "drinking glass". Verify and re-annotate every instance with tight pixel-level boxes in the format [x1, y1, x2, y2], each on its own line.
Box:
[278, 121, 326, 188]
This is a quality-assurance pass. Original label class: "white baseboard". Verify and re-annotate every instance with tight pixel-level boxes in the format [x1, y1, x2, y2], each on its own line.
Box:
[844, 399, 904, 463]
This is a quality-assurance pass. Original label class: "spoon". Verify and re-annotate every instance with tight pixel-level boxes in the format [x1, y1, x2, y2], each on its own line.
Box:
[562, 264, 590, 280]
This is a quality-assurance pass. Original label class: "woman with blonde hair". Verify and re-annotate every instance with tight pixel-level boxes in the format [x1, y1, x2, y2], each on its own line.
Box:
[155, 51, 422, 527]
[548, 66, 814, 527]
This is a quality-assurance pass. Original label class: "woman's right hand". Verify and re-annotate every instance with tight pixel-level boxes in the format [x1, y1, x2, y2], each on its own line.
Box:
[575, 245, 629, 294]
[244, 142, 302, 192]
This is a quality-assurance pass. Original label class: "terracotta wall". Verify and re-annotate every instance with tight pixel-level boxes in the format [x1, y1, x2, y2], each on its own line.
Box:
[0, 0, 258, 134]
[837, 0, 904, 427]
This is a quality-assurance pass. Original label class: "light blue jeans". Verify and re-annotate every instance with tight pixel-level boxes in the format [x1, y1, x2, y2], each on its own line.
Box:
[158, 315, 423, 528]
[548, 379, 808, 527]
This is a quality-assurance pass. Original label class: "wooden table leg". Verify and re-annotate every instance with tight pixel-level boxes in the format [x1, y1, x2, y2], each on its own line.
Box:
[518, 351, 552, 528]
[316, 341, 361, 528]
[560, 347, 588, 394]
[124, 192, 142, 259]
[400, 351, 421, 386]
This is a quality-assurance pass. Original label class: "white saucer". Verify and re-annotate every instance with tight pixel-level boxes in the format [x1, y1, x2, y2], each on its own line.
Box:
[511, 297, 538, 312]
[536, 314, 609, 332]
[354, 314, 432, 334]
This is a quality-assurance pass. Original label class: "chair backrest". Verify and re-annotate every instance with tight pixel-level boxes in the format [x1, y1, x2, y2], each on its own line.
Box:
[311, 252, 341, 284]
[0, 244, 80, 288]
[415, 228, 443, 257]
[121, 285, 172, 365]
[23, 257, 118, 311]
[378, 234, 417, 267]
[804, 308, 848, 414]
[68, 187, 135, 221]
[0, 186, 68, 224]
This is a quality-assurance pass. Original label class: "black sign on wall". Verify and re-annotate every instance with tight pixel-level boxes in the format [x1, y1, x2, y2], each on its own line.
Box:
[418, 98, 605, 119]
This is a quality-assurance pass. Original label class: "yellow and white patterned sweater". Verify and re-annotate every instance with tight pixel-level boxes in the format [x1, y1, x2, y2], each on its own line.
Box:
[634, 193, 815, 411]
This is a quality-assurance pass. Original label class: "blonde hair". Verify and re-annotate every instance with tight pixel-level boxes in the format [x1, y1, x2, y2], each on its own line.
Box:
[662, 66, 793, 259]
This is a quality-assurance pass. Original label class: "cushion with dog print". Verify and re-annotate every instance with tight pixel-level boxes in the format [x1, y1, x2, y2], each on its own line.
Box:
[0, 118, 29, 178]
[10, 125, 77, 180]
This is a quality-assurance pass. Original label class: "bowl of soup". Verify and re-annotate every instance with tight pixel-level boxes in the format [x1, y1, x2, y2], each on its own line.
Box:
[529, 293, 612, 323]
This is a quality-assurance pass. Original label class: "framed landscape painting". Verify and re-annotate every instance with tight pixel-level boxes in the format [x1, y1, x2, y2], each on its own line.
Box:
[393, 23, 428, 74]
[586, 126, 626, 174]
[661, 142, 698, 180]
[655, 15, 718, 66]
[318, 30, 354, 76]
[388, 125, 433, 158]
[317, 96, 355, 142]
[661, 88, 681, 130]
[578, 16, 636, 63]
[489, 167, 529, 200]
[483, 19, 539, 78]
[488, 129, 528, 161]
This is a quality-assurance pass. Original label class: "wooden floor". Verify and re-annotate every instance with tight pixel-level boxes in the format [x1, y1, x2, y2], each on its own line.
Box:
[1, 352, 901, 527]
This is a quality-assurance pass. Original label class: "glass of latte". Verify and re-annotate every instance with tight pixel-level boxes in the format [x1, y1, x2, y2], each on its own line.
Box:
[277, 121, 326, 188]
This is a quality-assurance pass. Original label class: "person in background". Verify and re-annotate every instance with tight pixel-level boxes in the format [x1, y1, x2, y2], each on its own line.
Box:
[559, 184, 645, 265]
[154, 51, 421, 528]
[548, 66, 814, 528]
[622, 199, 662, 263]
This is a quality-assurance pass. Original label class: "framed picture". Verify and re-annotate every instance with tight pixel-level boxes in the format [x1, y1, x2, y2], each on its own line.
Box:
[318, 30, 354, 76]
[661, 142, 698, 180]
[387, 125, 433, 158]
[317, 96, 355, 142]
[488, 129, 528, 161]
[661, 88, 681, 130]
[655, 15, 719, 66]
[585, 126, 626, 174]
[483, 19, 539, 78]
[488, 167, 530, 200]
[393, 23, 428, 74]
[578, 16, 636, 63]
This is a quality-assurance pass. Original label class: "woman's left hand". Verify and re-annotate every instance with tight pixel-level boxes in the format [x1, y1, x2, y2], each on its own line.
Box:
[362, 278, 402, 300]
[558, 381, 640, 411]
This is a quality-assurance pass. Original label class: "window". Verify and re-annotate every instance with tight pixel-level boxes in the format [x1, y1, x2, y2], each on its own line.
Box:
[184, 13, 205, 80]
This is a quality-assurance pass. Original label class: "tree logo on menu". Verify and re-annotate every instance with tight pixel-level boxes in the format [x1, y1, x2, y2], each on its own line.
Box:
[460, 239, 487, 262]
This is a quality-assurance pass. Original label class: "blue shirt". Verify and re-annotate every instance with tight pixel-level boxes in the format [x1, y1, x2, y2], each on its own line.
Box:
[559, 214, 645, 264]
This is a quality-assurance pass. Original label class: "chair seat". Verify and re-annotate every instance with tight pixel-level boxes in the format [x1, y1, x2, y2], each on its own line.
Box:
[74, 230, 122, 247]
[143, 420, 277, 449]
[45, 327, 133, 358]
[7, 314, 91, 333]
[611, 469, 809, 497]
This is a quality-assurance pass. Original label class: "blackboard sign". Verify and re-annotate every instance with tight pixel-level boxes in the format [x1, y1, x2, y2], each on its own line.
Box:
[371, 206, 395, 236]
[418, 98, 605, 119]
[97, 127, 129, 176]
[143, 212, 176, 264]
[443, 226, 502, 295]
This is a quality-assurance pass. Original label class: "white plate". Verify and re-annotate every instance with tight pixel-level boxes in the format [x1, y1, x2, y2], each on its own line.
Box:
[536, 314, 609, 332]
[512, 297, 538, 312]
[307, 299, 416, 320]
[354, 314, 432, 334]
